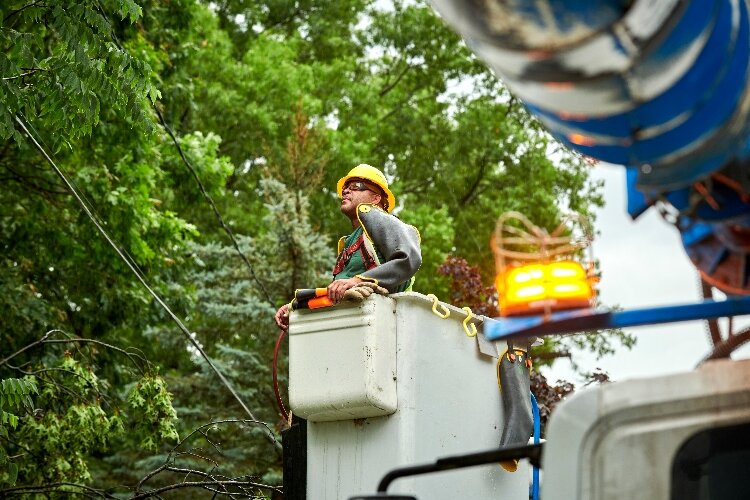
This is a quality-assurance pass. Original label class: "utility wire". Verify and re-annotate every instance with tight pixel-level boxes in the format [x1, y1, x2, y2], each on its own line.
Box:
[153, 106, 276, 309]
[19, 112, 130, 250]
[91, 0, 276, 309]
[15, 114, 282, 453]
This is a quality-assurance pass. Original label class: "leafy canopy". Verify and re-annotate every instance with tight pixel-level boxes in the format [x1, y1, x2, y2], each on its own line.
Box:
[0, 0, 626, 496]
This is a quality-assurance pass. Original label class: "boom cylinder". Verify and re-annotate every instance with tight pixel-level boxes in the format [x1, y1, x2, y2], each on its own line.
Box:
[431, 0, 750, 294]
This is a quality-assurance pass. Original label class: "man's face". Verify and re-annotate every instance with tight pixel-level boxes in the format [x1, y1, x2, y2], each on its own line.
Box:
[340, 178, 383, 218]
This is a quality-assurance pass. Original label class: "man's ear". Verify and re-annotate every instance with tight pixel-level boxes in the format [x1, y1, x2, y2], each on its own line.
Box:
[371, 191, 383, 207]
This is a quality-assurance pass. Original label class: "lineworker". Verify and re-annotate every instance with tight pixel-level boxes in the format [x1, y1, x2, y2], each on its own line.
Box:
[274, 164, 422, 330]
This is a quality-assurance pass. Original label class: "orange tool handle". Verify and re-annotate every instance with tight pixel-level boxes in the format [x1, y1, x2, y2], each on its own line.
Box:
[308, 296, 334, 309]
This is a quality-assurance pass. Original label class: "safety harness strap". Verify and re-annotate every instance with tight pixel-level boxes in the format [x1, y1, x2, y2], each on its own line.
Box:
[359, 242, 378, 271]
[332, 234, 378, 276]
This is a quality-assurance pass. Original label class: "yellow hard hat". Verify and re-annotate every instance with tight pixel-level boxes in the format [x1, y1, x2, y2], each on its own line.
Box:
[336, 164, 396, 212]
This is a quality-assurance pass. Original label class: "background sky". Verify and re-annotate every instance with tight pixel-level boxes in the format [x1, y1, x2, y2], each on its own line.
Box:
[544, 164, 750, 385]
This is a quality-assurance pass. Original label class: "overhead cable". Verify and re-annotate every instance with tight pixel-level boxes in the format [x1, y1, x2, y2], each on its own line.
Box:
[14, 114, 282, 452]
[91, 0, 276, 309]
[153, 106, 275, 309]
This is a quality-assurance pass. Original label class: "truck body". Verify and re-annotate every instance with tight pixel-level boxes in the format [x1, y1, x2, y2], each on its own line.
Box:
[288, 293, 528, 500]
[543, 357, 750, 500]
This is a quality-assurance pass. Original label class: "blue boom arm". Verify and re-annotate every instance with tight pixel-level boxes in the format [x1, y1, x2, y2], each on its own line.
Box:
[431, 0, 750, 295]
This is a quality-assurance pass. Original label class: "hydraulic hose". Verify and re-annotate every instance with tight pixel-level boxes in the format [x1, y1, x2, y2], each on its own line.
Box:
[531, 392, 541, 500]
[273, 328, 289, 422]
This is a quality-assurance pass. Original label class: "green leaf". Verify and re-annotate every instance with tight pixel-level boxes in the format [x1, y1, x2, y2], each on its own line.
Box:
[7, 462, 18, 485]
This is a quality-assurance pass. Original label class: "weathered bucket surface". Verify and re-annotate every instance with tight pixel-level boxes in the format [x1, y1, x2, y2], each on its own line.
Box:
[289, 292, 527, 500]
[289, 294, 398, 421]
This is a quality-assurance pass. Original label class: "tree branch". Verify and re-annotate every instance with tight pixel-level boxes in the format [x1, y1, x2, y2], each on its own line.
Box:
[701, 280, 723, 345]
[1, 329, 151, 375]
[379, 62, 411, 97]
[131, 479, 281, 499]
[136, 419, 277, 495]
[533, 350, 571, 361]
[0, 162, 69, 196]
[458, 154, 489, 207]
[2, 68, 48, 81]
[377, 83, 428, 123]
[256, 7, 303, 36]
[3, 2, 48, 23]
[0, 481, 116, 498]
[702, 326, 750, 361]
[172, 419, 277, 454]
[0, 329, 57, 366]
[0, 434, 44, 465]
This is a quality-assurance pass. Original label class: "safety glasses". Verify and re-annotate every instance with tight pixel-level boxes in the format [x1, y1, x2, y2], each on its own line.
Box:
[343, 180, 377, 193]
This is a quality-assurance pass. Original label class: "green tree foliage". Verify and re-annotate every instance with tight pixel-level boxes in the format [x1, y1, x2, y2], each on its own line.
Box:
[16, 354, 126, 485]
[0, 377, 37, 486]
[1, 0, 159, 144]
[0, 0, 626, 495]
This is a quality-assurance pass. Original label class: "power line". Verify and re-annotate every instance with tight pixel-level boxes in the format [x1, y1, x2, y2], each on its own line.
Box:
[20, 114, 153, 288]
[91, 0, 276, 309]
[153, 106, 276, 309]
[14, 114, 282, 453]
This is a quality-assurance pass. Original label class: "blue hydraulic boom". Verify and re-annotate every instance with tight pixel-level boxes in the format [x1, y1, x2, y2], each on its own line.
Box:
[431, 0, 750, 299]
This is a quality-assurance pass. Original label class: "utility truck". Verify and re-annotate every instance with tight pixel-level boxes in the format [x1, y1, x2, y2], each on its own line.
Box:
[283, 1, 750, 498]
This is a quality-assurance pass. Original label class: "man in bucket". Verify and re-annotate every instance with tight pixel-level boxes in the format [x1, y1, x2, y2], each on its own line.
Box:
[274, 164, 421, 330]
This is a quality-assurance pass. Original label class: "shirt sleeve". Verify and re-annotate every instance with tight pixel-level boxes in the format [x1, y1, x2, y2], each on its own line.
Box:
[357, 204, 422, 292]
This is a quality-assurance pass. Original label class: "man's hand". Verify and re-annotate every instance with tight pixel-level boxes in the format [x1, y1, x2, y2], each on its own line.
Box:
[327, 277, 364, 304]
[274, 303, 290, 331]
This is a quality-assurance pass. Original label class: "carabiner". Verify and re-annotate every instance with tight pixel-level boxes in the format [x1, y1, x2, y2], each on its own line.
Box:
[427, 294, 450, 319]
[462, 307, 477, 337]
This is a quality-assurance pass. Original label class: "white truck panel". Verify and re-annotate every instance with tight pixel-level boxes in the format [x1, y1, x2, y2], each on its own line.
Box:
[289, 292, 528, 500]
[543, 357, 750, 500]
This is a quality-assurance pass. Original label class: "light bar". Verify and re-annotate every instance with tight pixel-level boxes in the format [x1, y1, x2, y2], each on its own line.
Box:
[497, 261, 595, 317]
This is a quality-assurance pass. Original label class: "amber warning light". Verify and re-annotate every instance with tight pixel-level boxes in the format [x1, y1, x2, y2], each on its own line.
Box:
[493, 212, 598, 317]
[497, 261, 595, 316]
